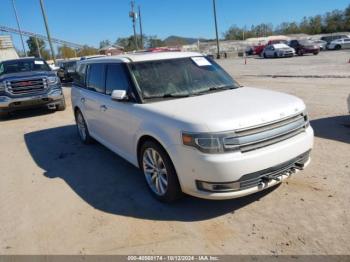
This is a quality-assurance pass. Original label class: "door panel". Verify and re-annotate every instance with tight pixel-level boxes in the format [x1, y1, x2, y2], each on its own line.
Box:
[96, 95, 136, 160]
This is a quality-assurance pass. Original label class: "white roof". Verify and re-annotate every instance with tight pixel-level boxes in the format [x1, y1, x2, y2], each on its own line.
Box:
[85, 51, 203, 63]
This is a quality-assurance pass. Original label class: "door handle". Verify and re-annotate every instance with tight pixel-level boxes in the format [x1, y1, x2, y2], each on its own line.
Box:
[81, 97, 86, 103]
[100, 105, 108, 112]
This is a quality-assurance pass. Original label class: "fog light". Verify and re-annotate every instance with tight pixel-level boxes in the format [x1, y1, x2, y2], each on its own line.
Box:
[196, 181, 240, 192]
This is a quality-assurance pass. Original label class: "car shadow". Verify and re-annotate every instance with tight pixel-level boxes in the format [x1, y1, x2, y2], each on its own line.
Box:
[0, 108, 55, 122]
[24, 125, 279, 222]
[311, 115, 350, 144]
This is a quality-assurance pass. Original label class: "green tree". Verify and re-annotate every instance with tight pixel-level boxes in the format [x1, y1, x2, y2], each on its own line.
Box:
[26, 36, 50, 60]
[115, 36, 138, 51]
[58, 45, 76, 58]
[99, 40, 111, 49]
[147, 35, 165, 48]
[308, 15, 322, 34]
[77, 45, 99, 57]
[345, 4, 350, 31]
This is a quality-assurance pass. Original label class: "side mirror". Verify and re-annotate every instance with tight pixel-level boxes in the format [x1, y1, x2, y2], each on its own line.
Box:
[111, 90, 128, 101]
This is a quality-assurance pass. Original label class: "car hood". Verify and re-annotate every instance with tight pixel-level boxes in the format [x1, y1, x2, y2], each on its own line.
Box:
[0, 71, 55, 81]
[141, 87, 306, 132]
[278, 47, 294, 51]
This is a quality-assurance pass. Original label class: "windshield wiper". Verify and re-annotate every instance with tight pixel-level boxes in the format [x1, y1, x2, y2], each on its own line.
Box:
[193, 85, 235, 95]
[143, 93, 190, 99]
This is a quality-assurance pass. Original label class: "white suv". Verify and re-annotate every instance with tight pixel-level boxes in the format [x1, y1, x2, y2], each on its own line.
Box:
[71, 52, 314, 202]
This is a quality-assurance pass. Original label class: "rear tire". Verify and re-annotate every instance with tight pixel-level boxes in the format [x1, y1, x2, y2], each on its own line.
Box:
[140, 140, 183, 202]
[335, 45, 341, 50]
[313, 51, 319, 55]
[263, 53, 267, 58]
[297, 50, 304, 56]
[75, 109, 93, 144]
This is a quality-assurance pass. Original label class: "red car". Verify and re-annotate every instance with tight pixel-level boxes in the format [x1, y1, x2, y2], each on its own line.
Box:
[253, 39, 288, 56]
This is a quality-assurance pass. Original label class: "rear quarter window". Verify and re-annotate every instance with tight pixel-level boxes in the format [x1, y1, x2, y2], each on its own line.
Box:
[87, 63, 106, 93]
[73, 63, 87, 87]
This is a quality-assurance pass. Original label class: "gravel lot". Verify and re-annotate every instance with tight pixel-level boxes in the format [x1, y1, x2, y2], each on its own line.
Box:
[0, 50, 349, 255]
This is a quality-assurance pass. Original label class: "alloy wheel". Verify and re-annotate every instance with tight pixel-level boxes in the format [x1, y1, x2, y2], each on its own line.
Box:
[142, 148, 168, 196]
[76, 112, 87, 141]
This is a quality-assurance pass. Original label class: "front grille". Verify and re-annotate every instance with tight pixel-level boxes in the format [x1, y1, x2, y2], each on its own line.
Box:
[7, 78, 47, 95]
[238, 150, 310, 190]
[224, 113, 308, 153]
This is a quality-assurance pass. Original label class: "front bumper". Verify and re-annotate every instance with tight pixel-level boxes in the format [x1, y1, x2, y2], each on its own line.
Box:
[168, 126, 314, 200]
[0, 89, 64, 112]
[278, 52, 294, 57]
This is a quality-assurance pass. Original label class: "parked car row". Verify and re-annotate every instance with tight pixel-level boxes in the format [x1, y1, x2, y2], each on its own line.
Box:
[246, 34, 350, 58]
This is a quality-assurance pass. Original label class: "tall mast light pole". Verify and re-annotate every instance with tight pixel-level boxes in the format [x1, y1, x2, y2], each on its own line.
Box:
[212, 0, 220, 59]
[138, 5, 143, 49]
[39, 0, 56, 63]
[11, 0, 27, 56]
[213, 0, 220, 59]
[129, 0, 138, 50]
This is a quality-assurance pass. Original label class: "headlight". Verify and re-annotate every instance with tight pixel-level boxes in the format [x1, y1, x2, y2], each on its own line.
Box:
[0, 81, 5, 92]
[182, 131, 239, 154]
[47, 76, 59, 85]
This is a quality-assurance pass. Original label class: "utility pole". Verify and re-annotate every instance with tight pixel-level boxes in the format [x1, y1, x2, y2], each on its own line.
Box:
[129, 0, 138, 50]
[11, 0, 27, 56]
[138, 5, 143, 49]
[39, 0, 56, 63]
[212, 0, 220, 59]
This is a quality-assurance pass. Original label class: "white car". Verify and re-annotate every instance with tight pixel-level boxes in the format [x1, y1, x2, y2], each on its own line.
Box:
[71, 52, 314, 202]
[327, 38, 350, 50]
[312, 40, 327, 50]
[261, 43, 295, 58]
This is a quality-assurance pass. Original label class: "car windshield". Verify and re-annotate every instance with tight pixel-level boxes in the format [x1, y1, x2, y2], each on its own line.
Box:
[0, 59, 51, 76]
[130, 57, 239, 99]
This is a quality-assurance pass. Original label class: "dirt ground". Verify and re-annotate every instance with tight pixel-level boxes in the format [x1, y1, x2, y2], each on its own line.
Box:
[0, 50, 349, 255]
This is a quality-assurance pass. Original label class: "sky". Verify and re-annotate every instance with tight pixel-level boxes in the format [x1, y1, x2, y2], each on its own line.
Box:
[0, 0, 349, 50]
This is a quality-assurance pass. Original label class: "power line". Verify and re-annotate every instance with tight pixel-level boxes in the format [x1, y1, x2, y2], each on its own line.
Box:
[0, 25, 84, 49]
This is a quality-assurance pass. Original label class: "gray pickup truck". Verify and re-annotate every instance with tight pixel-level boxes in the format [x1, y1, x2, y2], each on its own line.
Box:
[0, 57, 66, 117]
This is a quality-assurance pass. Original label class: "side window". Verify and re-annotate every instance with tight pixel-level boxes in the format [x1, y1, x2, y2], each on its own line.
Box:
[74, 63, 87, 87]
[87, 63, 106, 93]
[105, 64, 131, 95]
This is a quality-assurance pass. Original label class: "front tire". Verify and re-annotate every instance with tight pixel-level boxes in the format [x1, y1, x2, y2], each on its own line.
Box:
[0, 111, 10, 119]
[297, 49, 304, 56]
[75, 109, 93, 144]
[56, 99, 66, 111]
[335, 45, 341, 50]
[140, 141, 183, 202]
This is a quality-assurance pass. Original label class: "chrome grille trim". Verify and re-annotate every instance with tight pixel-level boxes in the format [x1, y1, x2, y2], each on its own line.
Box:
[224, 113, 308, 153]
[7, 78, 47, 95]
